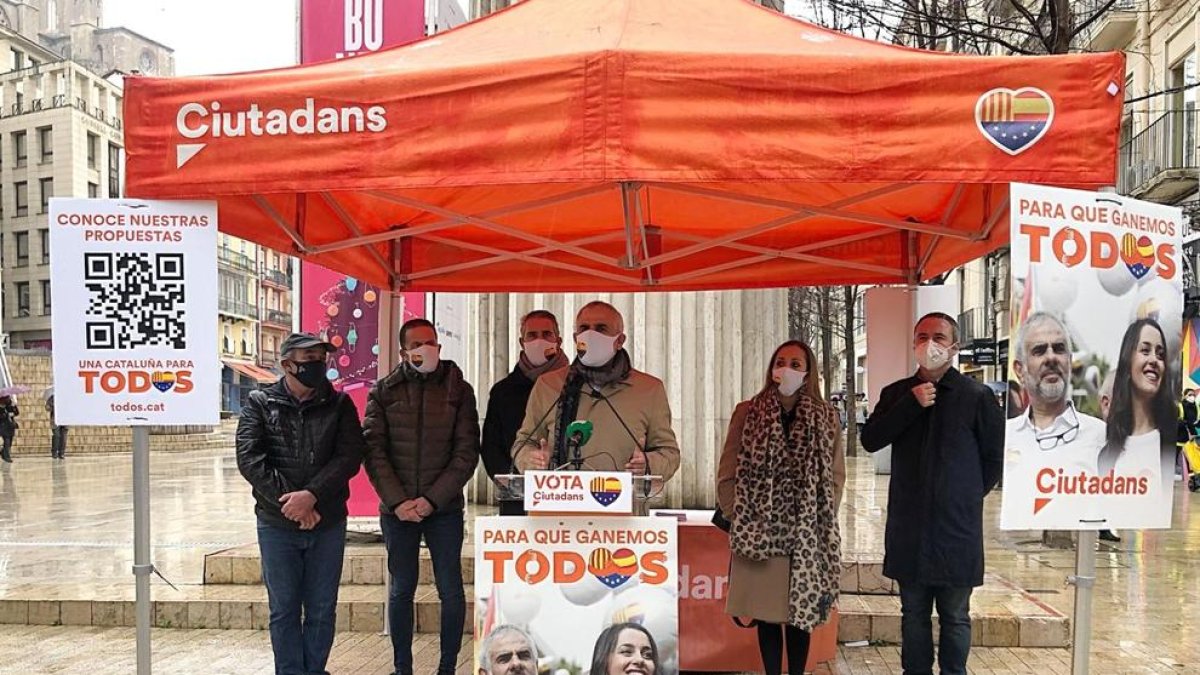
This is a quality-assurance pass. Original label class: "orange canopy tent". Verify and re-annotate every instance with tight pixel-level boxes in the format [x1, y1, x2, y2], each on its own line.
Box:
[122, 0, 1124, 292]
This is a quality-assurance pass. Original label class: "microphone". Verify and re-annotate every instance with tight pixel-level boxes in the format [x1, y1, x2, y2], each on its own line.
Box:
[566, 419, 593, 447]
[588, 387, 653, 498]
[511, 375, 578, 474]
[565, 419, 594, 470]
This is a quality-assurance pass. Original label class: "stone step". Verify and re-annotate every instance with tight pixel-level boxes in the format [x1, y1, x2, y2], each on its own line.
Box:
[205, 544, 893, 594]
[204, 544, 476, 587]
[0, 582, 462, 635]
[836, 575, 1070, 648]
[0, 575, 1067, 647]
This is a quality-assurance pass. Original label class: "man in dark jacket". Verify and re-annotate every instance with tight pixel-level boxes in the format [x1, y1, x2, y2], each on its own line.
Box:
[481, 309, 568, 514]
[364, 318, 481, 675]
[861, 313, 1004, 675]
[236, 332, 365, 675]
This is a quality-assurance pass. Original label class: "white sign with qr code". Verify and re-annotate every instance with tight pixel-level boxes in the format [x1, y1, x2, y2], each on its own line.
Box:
[49, 199, 219, 426]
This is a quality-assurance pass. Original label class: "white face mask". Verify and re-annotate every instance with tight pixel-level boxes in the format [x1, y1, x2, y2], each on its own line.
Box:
[407, 344, 440, 374]
[576, 330, 619, 368]
[522, 339, 557, 368]
[916, 341, 951, 371]
[773, 367, 806, 397]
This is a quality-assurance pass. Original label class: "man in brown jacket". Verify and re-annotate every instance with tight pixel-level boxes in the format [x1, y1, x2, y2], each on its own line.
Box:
[512, 301, 680, 485]
[364, 318, 480, 675]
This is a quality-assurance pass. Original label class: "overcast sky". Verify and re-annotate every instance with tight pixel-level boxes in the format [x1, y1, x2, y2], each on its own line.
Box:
[103, 0, 810, 77]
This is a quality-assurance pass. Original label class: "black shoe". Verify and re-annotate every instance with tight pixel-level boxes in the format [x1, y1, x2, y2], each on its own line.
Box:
[1, 454, 10, 463]
[1099, 530, 1121, 543]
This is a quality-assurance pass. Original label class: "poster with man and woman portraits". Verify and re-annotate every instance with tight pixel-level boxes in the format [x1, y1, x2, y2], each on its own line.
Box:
[474, 516, 679, 675]
[1001, 183, 1183, 531]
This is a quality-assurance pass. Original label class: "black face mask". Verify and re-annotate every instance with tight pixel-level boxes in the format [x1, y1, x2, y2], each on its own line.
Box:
[289, 360, 328, 389]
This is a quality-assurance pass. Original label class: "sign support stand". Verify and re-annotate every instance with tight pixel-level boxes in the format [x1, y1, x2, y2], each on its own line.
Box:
[1068, 530, 1097, 675]
[133, 426, 152, 675]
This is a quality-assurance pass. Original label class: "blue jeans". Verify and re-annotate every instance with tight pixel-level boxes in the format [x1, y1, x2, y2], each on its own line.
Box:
[898, 583, 972, 675]
[257, 517, 347, 675]
[381, 509, 465, 675]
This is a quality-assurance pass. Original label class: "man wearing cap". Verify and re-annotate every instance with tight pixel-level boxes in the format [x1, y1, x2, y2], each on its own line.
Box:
[236, 332, 365, 675]
[364, 317, 481, 675]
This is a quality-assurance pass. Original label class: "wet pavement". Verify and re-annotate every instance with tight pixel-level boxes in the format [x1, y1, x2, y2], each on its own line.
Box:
[0, 446, 1196, 673]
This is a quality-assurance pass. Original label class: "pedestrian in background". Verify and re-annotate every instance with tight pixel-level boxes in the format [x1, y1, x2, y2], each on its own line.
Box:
[46, 392, 66, 459]
[0, 395, 19, 463]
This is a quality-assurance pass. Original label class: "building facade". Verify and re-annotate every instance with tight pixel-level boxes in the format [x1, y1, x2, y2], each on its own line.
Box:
[0, 25, 122, 348]
[0, 0, 174, 77]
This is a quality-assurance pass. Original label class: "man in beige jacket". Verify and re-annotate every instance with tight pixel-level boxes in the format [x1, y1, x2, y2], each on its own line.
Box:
[511, 301, 680, 482]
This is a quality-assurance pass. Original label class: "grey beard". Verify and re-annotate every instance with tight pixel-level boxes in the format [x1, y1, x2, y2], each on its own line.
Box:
[1032, 377, 1067, 404]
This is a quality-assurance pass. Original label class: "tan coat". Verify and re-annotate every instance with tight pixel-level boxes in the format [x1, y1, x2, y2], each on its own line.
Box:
[716, 396, 845, 623]
[511, 365, 680, 480]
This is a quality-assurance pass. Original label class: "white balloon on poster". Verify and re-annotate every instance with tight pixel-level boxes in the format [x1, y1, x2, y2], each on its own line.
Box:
[1037, 266, 1079, 314]
[560, 573, 612, 607]
[497, 581, 542, 626]
[1097, 264, 1136, 297]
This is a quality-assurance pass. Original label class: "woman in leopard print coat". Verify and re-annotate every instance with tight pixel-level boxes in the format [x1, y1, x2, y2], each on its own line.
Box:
[716, 340, 845, 675]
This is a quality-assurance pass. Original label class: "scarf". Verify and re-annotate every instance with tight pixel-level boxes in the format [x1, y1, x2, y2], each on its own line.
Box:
[730, 389, 841, 630]
[573, 349, 633, 389]
[518, 350, 569, 381]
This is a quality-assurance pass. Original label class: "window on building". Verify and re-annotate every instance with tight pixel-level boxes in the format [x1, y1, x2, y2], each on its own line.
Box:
[87, 132, 98, 169]
[13, 131, 26, 166]
[108, 143, 120, 197]
[10, 48, 22, 72]
[0, 233, 4, 266]
[88, 182, 98, 198]
[14, 231, 27, 267]
[40, 279, 50, 315]
[241, 328, 250, 355]
[15, 281, 29, 317]
[39, 178, 52, 213]
[39, 228, 48, 264]
[14, 182, 27, 217]
[38, 126, 51, 162]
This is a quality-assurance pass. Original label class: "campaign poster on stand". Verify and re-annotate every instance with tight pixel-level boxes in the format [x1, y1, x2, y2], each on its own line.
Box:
[1001, 183, 1182, 530]
[49, 198, 219, 426]
[475, 516, 678, 675]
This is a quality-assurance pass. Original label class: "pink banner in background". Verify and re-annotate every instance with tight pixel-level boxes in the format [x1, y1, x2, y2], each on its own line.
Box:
[299, 0, 427, 517]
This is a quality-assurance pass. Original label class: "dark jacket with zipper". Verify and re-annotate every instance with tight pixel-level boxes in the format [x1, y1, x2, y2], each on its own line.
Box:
[481, 365, 535, 479]
[363, 360, 480, 514]
[861, 367, 1005, 588]
[235, 379, 365, 530]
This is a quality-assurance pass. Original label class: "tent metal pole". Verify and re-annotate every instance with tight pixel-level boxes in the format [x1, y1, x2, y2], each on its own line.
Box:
[1070, 531, 1097, 675]
[133, 426, 152, 675]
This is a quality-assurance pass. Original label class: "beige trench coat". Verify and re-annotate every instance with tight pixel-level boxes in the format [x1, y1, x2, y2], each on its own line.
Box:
[511, 365, 681, 480]
[716, 397, 845, 624]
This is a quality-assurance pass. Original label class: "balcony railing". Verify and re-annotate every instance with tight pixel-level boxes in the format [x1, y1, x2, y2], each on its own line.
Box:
[1079, 0, 1137, 51]
[218, 248, 258, 273]
[263, 309, 292, 327]
[219, 297, 258, 319]
[260, 350, 281, 366]
[263, 268, 293, 287]
[1119, 109, 1198, 201]
[958, 307, 987, 346]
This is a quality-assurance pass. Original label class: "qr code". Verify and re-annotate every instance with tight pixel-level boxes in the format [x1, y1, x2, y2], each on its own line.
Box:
[84, 252, 187, 350]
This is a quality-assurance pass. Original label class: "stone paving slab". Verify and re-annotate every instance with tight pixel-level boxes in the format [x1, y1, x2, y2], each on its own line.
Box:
[2, 626, 1190, 674]
[0, 575, 1066, 647]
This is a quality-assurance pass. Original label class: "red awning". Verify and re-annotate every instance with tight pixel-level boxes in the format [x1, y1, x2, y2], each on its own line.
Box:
[123, 0, 1124, 292]
[223, 360, 278, 384]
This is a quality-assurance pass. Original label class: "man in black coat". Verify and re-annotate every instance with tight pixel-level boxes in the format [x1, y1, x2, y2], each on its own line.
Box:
[861, 313, 1004, 675]
[481, 310, 568, 514]
[236, 332, 365, 675]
